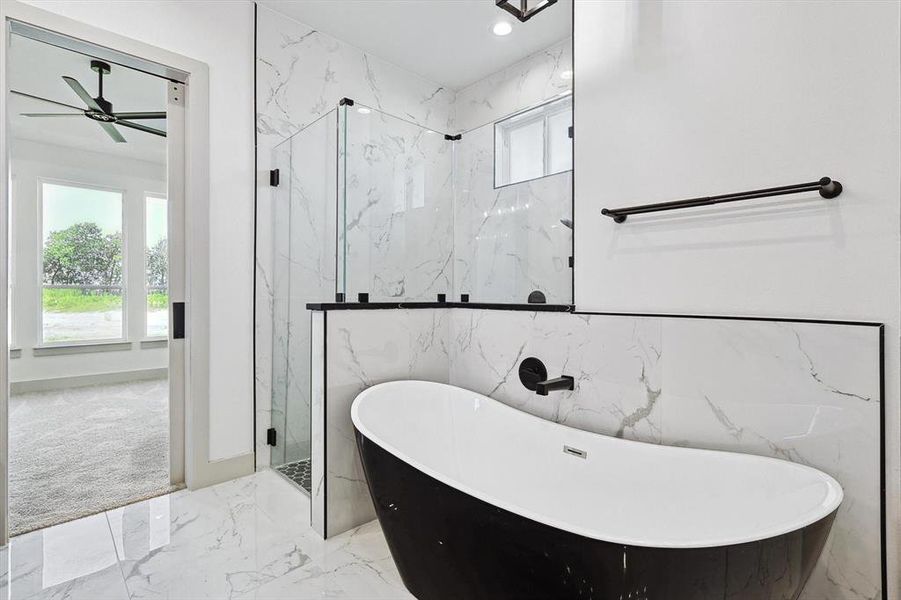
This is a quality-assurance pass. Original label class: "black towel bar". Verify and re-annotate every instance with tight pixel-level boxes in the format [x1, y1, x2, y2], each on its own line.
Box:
[601, 177, 843, 223]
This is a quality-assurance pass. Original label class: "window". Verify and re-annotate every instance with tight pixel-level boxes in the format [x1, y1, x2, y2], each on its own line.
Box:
[495, 95, 572, 187]
[145, 194, 168, 337]
[41, 182, 124, 343]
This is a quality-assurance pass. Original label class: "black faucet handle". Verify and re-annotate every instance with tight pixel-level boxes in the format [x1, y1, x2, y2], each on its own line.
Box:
[535, 375, 574, 396]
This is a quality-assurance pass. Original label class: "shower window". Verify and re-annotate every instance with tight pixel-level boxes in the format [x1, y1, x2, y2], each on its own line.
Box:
[494, 95, 572, 187]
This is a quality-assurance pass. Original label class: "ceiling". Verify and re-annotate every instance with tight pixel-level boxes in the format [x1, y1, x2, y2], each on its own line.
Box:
[258, 0, 573, 90]
[8, 33, 168, 165]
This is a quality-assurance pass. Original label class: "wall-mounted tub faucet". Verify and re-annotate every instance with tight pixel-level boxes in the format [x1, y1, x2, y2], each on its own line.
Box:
[519, 357, 574, 395]
[536, 376, 574, 396]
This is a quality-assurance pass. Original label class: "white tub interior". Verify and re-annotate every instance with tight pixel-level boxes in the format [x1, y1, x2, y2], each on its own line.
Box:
[352, 380, 843, 549]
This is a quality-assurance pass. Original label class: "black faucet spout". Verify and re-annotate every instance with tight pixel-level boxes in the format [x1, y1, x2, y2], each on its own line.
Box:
[535, 375, 574, 396]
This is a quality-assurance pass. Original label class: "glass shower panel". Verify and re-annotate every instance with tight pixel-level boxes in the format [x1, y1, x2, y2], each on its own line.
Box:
[340, 104, 453, 301]
[454, 119, 572, 304]
[270, 110, 337, 490]
[270, 138, 291, 468]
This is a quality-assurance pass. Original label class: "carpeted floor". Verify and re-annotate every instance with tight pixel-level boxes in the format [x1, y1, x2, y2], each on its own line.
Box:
[9, 378, 178, 536]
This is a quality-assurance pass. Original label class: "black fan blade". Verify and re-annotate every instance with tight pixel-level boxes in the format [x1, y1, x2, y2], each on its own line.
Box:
[117, 119, 166, 138]
[21, 113, 84, 117]
[99, 122, 127, 143]
[62, 76, 103, 112]
[10, 89, 84, 112]
[112, 111, 166, 120]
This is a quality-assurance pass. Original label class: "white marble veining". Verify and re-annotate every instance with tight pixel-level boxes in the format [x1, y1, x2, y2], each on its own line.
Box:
[256, 6, 455, 149]
[455, 37, 573, 133]
[342, 108, 455, 301]
[314, 309, 449, 537]
[0, 471, 411, 600]
[448, 310, 882, 600]
[454, 123, 572, 304]
[659, 319, 882, 600]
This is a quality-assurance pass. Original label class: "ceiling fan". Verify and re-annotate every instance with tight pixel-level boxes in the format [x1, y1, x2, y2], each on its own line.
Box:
[12, 59, 166, 143]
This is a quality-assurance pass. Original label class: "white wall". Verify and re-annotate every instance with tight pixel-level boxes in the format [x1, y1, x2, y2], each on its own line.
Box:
[9, 139, 167, 384]
[22, 0, 257, 462]
[574, 1, 901, 597]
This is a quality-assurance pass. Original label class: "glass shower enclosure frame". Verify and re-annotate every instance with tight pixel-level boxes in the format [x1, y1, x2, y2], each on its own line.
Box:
[269, 97, 573, 492]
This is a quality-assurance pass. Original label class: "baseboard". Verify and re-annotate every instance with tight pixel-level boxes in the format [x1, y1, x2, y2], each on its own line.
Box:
[187, 452, 255, 490]
[10, 367, 169, 394]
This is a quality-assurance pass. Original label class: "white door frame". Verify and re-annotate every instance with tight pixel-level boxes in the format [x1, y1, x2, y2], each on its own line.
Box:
[0, 0, 218, 546]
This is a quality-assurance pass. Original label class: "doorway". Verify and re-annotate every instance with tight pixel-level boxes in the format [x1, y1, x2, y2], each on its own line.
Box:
[4, 21, 186, 535]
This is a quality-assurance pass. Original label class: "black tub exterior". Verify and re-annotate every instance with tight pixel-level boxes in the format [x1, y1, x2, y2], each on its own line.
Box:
[356, 429, 836, 600]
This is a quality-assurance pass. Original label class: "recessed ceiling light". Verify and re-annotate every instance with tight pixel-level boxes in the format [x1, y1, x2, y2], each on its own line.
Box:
[492, 21, 513, 36]
[357, 107, 371, 114]
[560, 70, 573, 80]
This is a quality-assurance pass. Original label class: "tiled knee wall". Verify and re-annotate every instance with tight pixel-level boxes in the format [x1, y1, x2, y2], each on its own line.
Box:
[311, 308, 883, 600]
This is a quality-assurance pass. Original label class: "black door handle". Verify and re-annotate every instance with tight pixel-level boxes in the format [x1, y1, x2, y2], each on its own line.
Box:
[172, 302, 185, 339]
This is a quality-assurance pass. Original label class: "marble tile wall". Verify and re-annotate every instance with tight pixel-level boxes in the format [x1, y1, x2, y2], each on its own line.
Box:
[454, 37, 573, 133]
[309, 306, 882, 599]
[452, 36, 573, 304]
[256, 6, 455, 148]
[448, 309, 883, 600]
[310, 312, 326, 535]
[313, 309, 449, 537]
[454, 123, 572, 304]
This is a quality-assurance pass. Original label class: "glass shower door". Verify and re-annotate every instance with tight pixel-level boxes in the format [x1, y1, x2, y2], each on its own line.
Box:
[270, 137, 291, 469]
[270, 110, 337, 493]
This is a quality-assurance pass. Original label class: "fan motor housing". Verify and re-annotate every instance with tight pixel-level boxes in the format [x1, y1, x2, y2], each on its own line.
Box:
[85, 109, 116, 123]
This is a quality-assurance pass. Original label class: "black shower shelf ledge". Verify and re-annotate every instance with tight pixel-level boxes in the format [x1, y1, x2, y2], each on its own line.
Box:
[306, 302, 574, 313]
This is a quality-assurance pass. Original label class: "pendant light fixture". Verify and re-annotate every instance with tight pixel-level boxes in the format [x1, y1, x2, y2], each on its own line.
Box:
[495, 0, 558, 23]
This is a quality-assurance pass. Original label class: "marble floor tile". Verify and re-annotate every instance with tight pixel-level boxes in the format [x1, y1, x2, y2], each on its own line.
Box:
[1, 471, 409, 600]
[4, 512, 130, 600]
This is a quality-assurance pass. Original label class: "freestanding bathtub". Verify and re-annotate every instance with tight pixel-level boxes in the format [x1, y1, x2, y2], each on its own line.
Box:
[352, 381, 842, 600]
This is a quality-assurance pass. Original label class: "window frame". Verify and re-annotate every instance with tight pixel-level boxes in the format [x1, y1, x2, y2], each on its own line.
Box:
[143, 191, 168, 340]
[36, 177, 128, 346]
[493, 94, 573, 189]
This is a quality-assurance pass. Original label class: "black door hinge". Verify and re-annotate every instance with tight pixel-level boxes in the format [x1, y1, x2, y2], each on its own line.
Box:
[269, 169, 280, 187]
[172, 302, 185, 339]
[267, 428, 277, 446]
[568, 256, 573, 268]
[568, 126, 573, 139]
[444, 133, 462, 141]
[339, 97, 355, 106]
